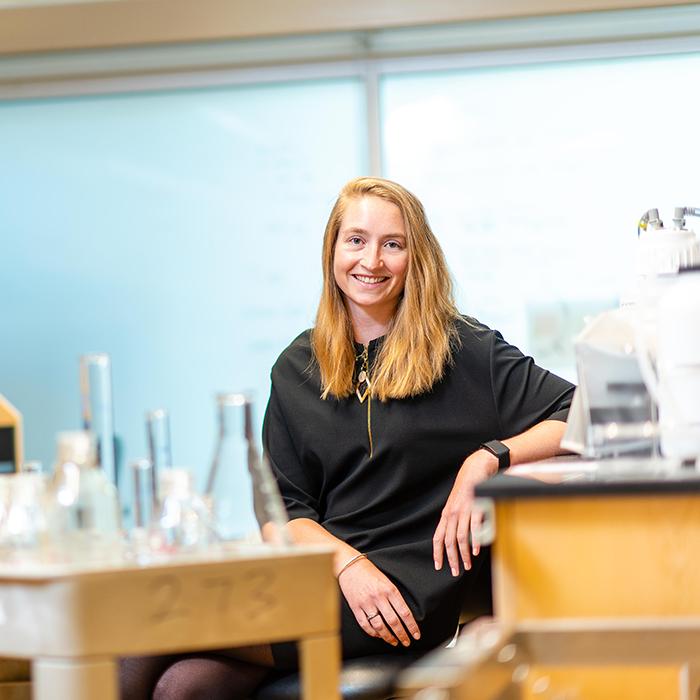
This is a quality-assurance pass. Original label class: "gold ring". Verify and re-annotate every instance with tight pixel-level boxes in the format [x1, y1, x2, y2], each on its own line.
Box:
[366, 611, 380, 621]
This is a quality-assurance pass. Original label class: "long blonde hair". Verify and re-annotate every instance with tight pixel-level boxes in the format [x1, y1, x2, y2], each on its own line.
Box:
[312, 177, 460, 401]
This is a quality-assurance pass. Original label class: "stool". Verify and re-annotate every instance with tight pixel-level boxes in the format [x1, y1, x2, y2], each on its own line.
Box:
[256, 652, 424, 700]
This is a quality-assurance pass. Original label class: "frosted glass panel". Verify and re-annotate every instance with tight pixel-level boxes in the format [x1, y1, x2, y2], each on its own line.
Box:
[381, 53, 700, 379]
[0, 79, 366, 495]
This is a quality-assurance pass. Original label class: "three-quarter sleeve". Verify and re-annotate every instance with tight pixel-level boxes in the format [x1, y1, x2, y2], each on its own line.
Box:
[262, 383, 323, 523]
[488, 328, 575, 438]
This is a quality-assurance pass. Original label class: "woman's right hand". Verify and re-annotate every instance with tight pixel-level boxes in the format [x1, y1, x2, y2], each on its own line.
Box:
[337, 557, 421, 647]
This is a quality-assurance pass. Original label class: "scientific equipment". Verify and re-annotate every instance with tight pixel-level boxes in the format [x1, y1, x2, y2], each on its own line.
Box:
[146, 408, 172, 473]
[0, 473, 48, 564]
[46, 430, 122, 564]
[564, 308, 654, 458]
[638, 266, 700, 461]
[79, 353, 118, 485]
[563, 206, 700, 462]
[131, 458, 157, 530]
[206, 393, 290, 545]
[154, 467, 216, 553]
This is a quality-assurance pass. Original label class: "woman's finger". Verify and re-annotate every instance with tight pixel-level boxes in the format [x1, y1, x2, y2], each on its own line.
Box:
[367, 611, 399, 646]
[443, 510, 462, 577]
[387, 590, 421, 644]
[470, 508, 484, 557]
[352, 607, 381, 638]
[456, 514, 472, 572]
[432, 515, 447, 570]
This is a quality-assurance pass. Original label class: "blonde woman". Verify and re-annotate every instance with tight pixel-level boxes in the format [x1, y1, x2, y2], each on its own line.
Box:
[119, 177, 574, 699]
[264, 177, 574, 668]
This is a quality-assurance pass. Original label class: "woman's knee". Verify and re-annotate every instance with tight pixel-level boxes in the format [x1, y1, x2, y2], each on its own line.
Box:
[152, 655, 270, 700]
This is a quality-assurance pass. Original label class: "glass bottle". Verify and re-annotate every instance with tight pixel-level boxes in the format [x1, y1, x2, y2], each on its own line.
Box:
[0, 473, 48, 564]
[206, 393, 290, 545]
[46, 430, 122, 564]
[153, 467, 216, 553]
[79, 353, 118, 486]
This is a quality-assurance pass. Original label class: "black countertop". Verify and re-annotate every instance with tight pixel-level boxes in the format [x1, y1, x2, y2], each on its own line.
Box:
[474, 456, 700, 499]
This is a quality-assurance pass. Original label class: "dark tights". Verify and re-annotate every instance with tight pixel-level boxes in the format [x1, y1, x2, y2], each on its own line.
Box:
[119, 649, 273, 700]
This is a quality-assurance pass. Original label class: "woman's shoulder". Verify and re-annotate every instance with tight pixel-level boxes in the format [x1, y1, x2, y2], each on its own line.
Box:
[271, 329, 314, 381]
[453, 314, 496, 347]
[450, 315, 522, 368]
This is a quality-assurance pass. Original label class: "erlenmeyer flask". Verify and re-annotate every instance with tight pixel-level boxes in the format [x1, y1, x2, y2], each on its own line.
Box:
[206, 393, 290, 545]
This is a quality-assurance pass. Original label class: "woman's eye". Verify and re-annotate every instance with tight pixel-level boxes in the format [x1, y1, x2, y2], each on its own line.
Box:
[349, 236, 363, 245]
[386, 241, 403, 250]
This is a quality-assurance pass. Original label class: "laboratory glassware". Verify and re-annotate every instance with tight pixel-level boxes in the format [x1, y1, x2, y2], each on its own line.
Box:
[0, 473, 48, 564]
[146, 407, 172, 495]
[131, 458, 157, 529]
[46, 430, 122, 564]
[206, 392, 290, 545]
[79, 353, 118, 485]
[154, 467, 216, 553]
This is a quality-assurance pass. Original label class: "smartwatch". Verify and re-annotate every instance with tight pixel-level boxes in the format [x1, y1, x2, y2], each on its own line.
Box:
[480, 439, 511, 470]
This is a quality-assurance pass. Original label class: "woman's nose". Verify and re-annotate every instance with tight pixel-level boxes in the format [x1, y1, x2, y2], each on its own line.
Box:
[361, 244, 383, 270]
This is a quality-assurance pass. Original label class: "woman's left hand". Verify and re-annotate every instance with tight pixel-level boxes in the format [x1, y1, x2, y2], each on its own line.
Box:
[432, 449, 498, 577]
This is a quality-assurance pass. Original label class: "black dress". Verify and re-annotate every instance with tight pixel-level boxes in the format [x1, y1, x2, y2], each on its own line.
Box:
[263, 317, 574, 669]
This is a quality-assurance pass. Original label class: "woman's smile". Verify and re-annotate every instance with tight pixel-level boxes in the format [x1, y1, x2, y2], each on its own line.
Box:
[353, 274, 389, 285]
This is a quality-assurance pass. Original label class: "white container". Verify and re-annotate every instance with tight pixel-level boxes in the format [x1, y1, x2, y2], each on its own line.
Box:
[655, 268, 700, 460]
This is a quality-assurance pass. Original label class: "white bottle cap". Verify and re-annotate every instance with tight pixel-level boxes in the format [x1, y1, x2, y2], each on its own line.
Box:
[636, 226, 700, 276]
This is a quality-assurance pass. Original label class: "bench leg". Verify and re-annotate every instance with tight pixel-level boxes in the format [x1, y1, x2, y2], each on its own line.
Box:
[299, 634, 341, 700]
[33, 657, 118, 700]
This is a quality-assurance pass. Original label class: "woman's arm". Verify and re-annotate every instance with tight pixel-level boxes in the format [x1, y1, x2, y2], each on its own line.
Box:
[432, 419, 568, 577]
[288, 518, 421, 647]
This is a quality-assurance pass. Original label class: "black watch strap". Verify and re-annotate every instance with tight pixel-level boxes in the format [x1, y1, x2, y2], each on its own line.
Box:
[480, 439, 511, 470]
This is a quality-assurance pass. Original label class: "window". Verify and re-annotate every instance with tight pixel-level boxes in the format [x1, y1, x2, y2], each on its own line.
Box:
[381, 51, 700, 379]
[2, 7, 700, 497]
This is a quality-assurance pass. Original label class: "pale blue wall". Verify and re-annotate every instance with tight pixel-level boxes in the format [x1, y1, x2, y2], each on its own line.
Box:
[0, 79, 367, 503]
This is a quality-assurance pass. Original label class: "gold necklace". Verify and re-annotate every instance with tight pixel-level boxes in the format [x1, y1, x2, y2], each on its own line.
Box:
[356, 345, 371, 403]
[356, 345, 373, 457]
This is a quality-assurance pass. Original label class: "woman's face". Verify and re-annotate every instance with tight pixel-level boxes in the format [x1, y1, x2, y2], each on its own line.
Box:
[333, 196, 409, 328]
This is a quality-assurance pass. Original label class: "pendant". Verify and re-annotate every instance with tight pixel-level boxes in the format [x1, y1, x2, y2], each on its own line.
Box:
[356, 372, 370, 403]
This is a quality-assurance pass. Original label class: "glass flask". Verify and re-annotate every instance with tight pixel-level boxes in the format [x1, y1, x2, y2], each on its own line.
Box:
[153, 468, 216, 553]
[0, 473, 48, 564]
[79, 353, 118, 485]
[206, 393, 290, 545]
[46, 430, 122, 564]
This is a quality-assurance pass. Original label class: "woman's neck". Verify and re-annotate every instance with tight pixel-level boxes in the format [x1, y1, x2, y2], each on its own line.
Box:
[346, 300, 396, 345]
[351, 315, 390, 345]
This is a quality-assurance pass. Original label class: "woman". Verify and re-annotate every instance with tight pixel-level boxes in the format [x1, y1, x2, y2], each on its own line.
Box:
[119, 177, 574, 699]
[264, 176, 573, 666]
